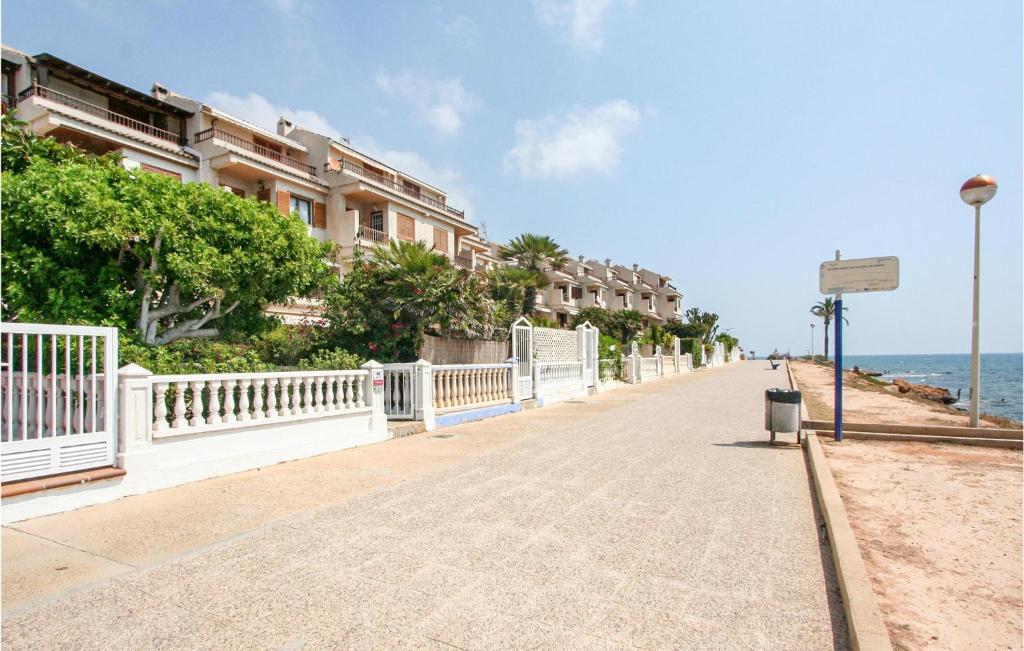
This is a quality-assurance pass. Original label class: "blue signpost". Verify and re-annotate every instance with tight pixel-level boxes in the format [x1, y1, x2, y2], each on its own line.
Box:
[819, 252, 899, 443]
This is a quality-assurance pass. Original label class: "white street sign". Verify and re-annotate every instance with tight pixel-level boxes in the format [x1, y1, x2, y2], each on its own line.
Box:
[820, 256, 899, 294]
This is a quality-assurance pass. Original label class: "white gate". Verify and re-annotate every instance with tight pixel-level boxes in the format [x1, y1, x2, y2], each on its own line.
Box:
[576, 322, 598, 388]
[510, 317, 533, 399]
[1, 323, 119, 482]
[381, 363, 416, 419]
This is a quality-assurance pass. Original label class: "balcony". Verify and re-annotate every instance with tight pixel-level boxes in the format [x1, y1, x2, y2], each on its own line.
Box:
[325, 159, 465, 220]
[194, 128, 317, 178]
[17, 85, 184, 145]
[453, 253, 474, 269]
[356, 225, 389, 246]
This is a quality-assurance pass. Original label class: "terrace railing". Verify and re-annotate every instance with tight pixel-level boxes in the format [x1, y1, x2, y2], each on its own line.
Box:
[194, 128, 317, 177]
[325, 159, 465, 219]
[432, 364, 511, 411]
[356, 225, 390, 245]
[148, 369, 368, 437]
[18, 85, 184, 145]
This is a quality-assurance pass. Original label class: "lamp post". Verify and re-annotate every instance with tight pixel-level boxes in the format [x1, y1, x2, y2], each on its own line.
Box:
[959, 174, 998, 427]
[810, 323, 815, 359]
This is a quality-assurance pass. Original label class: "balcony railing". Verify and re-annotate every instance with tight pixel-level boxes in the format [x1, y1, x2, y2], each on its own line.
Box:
[194, 128, 317, 177]
[17, 84, 184, 144]
[325, 159, 465, 219]
[453, 254, 474, 269]
[356, 225, 389, 245]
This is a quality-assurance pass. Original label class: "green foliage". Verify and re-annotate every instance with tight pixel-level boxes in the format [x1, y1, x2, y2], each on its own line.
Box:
[297, 348, 363, 371]
[716, 332, 739, 354]
[119, 336, 272, 374]
[571, 307, 615, 333]
[321, 242, 503, 363]
[610, 310, 645, 344]
[810, 297, 848, 361]
[679, 337, 703, 367]
[664, 321, 705, 339]
[246, 323, 324, 368]
[499, 233, 568, 315]
[683, 307, 720, 345]
[1, 120, 333, 344]
[529, 316, 560, 329]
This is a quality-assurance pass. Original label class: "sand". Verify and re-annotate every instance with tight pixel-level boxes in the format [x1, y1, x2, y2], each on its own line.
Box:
[791, 361, 1023, 650]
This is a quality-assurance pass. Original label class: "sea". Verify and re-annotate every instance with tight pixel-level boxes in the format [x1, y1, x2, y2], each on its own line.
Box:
[843, 353, 1023, 422]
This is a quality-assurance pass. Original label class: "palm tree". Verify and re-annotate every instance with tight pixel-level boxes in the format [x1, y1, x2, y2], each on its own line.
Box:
[810, 297, 848, 361]
[499, 234, 568, 315]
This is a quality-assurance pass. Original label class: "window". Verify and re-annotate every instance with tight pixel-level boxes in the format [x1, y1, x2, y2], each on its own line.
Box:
[571, 287, 583, 300]
[140, 163, 182, 181]
[432, 227, 449, 253]
[290, 196, 312, 225]
[370, 210, 384, 232]
[397, 214, 416, 241]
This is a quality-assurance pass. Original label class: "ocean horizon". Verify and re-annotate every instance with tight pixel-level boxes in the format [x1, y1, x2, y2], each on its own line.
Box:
[843, 352, 1023, 422]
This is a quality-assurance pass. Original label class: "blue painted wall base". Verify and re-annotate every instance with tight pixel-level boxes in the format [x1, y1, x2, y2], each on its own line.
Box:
[434, 403, 522, 429]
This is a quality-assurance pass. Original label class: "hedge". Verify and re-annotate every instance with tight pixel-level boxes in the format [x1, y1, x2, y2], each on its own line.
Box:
[679, 337, 703, 368]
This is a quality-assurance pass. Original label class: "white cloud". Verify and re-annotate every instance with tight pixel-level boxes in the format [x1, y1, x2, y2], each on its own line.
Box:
[352, 137, 475, 219]
[204, 91, 341, 140]
[531, 0, 630, 52]
[503, 99, 638, 180]
[443, 14, 477, 47]
[505, 100, 641, 179]
[375, 72, 480, 137]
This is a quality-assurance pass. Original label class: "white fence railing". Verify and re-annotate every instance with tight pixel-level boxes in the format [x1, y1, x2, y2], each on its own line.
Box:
[433, 363, 512, 410]
[639, 357, 660, 380]
[148, 370, 368, 438]
[598, 358, 622, 382]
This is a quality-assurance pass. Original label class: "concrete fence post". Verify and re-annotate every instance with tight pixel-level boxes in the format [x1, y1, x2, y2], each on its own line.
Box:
[117, 364, 153, 467]
[533, 360, 543, 403]
[361, 360, 387, 437]
[413, 359, 435, 431]
[507, 357, 521, 404]
[655, 345, 664, 377]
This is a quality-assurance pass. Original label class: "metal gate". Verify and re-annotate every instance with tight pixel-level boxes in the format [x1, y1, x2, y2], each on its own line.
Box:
[577, 322, 598, 387]
[381, 363, 416, 419]
[1, 323, 119, 482]
[510, 317, 533, 399]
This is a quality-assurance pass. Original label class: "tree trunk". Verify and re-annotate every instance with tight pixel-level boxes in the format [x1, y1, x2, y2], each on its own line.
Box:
[823, 317, 830, 361]
[523, 286, 537, 316]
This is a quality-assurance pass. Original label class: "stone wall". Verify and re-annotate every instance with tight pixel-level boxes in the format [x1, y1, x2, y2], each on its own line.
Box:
[419, 335, 509, 365]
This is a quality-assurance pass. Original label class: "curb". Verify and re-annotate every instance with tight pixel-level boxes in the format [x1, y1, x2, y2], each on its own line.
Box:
[787, 360, 894, 651]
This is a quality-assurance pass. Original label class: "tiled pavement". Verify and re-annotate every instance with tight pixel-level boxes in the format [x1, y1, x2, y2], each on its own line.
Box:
[2, 362, 847, 649]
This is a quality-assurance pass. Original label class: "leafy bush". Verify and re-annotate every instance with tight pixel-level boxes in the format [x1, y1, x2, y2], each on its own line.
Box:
[679, 337, 702, 368]
[297, 348, 363, 371]
[120, 336, 272, 374]
[247, 323, 324, 368]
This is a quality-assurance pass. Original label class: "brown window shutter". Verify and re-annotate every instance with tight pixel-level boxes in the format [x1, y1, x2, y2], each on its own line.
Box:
[277, 190, 291, 215]
[432, 227, 448, 253]
[312, 202, 327, 228]
[572, 287, 583, 300]
[397, 214, 415, 241]
[256, 189, 271, 203]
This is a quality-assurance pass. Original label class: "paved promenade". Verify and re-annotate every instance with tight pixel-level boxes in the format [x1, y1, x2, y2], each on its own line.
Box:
[3, 361, 846, 649]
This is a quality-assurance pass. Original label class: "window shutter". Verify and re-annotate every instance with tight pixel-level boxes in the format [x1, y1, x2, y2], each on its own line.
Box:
[572, 287, 583, 300]
[432, 227, 448, 253]
[312, 201, 327, 228]
[257, 189, 271, 203]
[398, 214, 415, 241]
[277, 190, 291, 215]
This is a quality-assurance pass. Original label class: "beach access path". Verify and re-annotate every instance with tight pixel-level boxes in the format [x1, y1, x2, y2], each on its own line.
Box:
[3, 361, 847, 649]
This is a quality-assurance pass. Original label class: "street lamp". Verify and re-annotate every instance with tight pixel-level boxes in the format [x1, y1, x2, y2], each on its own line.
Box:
[959, 174, 998, 427]
[810, 323, 815, 359]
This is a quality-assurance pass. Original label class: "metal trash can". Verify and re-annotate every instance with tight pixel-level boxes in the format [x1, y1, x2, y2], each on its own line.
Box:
[765, 388, 802, 442]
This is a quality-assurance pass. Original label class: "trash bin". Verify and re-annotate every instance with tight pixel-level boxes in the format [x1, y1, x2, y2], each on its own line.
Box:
[765, 388, 802, 442]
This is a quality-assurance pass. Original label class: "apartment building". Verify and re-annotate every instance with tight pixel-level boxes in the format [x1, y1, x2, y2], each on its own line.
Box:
[3, 46, 683, 328]
[3, 48, 198, 180]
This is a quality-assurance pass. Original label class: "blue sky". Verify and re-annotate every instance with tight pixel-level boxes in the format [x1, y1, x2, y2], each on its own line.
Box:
[4, 0, 1021, 355]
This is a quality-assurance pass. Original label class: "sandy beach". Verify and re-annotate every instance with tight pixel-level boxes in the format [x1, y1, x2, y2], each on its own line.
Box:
[790, 360, 1023, 650]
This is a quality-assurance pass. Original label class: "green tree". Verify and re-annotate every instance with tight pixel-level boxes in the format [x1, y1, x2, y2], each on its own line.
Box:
[499, 233, 568, 315]
[570, 306, 615, 333]
[810, 297, 848, 361]
[2, 120, 332, 344]
[609, 310, 645, 344]
[321, 242, 501, 362]
[683, 307, 720, 345]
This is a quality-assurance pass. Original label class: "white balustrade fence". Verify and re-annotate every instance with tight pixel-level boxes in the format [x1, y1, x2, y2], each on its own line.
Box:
[598, 358, 622, 382]
[1, 324, 118, 482]
[536, 361, 584, 391]
[433, 364, 512, 410]
[639, 357, 660, 380]
[148, 370, 368, 438]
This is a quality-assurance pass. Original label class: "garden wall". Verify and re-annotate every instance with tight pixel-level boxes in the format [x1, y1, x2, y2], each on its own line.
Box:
[419, 335, 509, 364]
